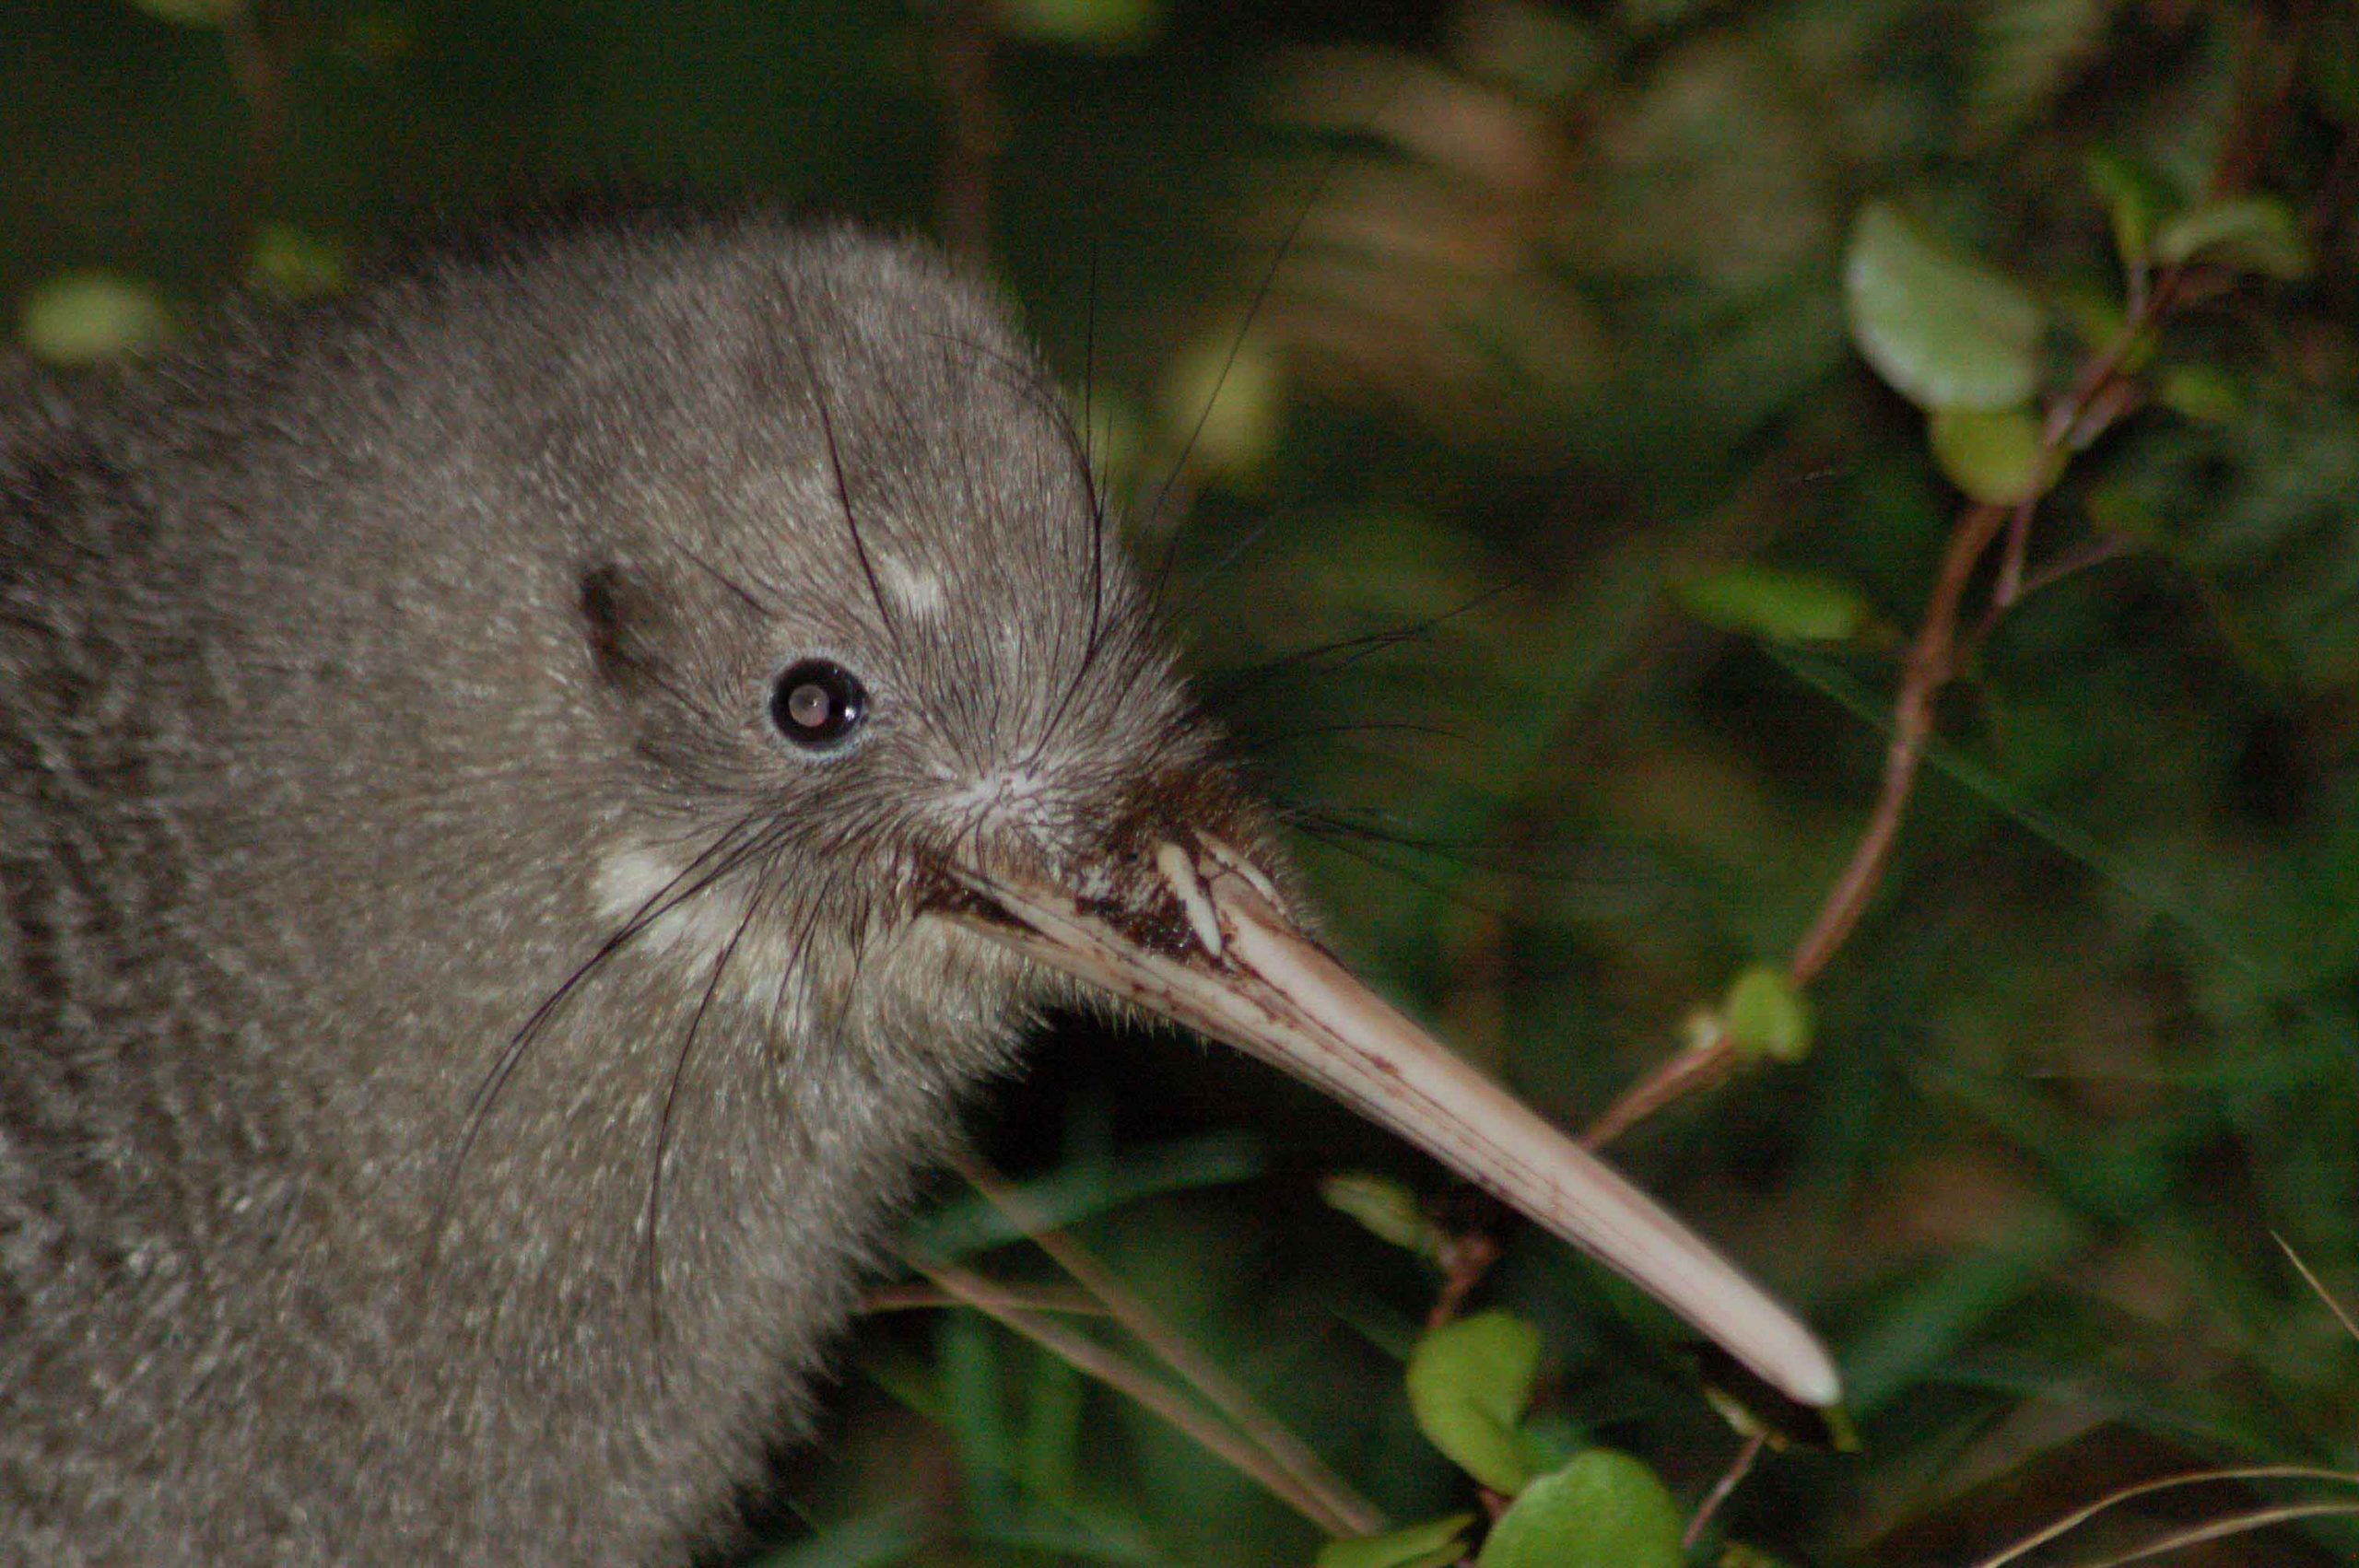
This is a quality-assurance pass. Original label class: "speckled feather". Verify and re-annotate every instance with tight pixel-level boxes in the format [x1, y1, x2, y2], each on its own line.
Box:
[0, 210, 1277, 1565]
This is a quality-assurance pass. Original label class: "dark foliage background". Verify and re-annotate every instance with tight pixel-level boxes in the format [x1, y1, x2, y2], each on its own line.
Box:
[7, 1, 2357, 1563]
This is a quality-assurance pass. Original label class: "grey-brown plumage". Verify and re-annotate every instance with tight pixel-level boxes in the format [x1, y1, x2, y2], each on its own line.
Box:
[0, 210, 1238, 1564]
[0, 205, 1840, 1568]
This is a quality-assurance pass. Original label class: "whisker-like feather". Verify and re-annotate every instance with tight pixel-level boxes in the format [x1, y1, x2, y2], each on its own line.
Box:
[1144, 126, 1361, 611]
[1283, 812, 1526, 923]
[426, 818, 769, 1272]
[645, 833, 784, 1376]
[787, 309, 905, 657]
[1203, 580, 1520, 705]
[669, 539, 779, 621]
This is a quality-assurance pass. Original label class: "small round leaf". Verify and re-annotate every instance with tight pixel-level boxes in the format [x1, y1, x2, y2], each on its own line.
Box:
[1723, 965, 1813, 1065]
[1160, 330, 1286, 486]
[1845, 202, 2044, 410]
[2156, 364, 2241, 425]
[1926, 404, 2060, 505]
[2153, 195, 2311, 280]
[1671, 565, 1868, 644]
[250, 224, 349, 299]
[20, 272, 173, 365]
[1315, 1515, 1477, 1568]
[2082, 148, 2175, 272]
[1404, 1311, 1545, 1494]
[1475, 1450, 1683, 1568]
[1320, 1173, 1442, 1260]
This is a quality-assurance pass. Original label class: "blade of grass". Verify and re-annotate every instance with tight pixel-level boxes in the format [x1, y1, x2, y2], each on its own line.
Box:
[744, 1505, 925, 1568]
[1968, 1466, 2359, 1567]
[903, 1131, 1264, 1258]
[2273, 1233, 2359, 1343]
[904, 1257, 1361, 1537]
[948, 1147, 1387, 1536]
[2071, 1501, 2359, 1568]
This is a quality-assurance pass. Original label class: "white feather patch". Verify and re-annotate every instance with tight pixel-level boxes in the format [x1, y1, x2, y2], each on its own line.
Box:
[592, 844, 804, 1013]
[875, 554, 946, 615]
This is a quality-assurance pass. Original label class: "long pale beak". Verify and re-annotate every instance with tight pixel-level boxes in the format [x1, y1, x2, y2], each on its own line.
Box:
[940, 836, 1841, 1409]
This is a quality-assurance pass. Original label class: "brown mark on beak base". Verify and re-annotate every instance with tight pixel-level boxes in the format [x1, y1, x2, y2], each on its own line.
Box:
[938, 837, 1843, 1410]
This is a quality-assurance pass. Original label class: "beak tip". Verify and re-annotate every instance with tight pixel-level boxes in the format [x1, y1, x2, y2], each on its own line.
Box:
[1794, 1359, 1844, 1410]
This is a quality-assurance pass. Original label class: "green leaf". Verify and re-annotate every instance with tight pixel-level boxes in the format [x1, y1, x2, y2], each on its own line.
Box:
[900, 1130, 1262, 1258]
[124, 0, 244, 26]
[1671, 565, 1869, 644]
[2049, 281, 2139, 362]
[2083, 479, 2164, 544]
[250, 224, 349, 299]
[1724, 965, 1813, 1065]
[745, 1505, 924, 1568]
[2153, 195, 2312, 280]
[2156, 364, 2242, 425]
[1159, 329, 1287, 487]
[1315, 1515, 1477, 1568]
[940, 1312, 1015, 1519]
[1845, 202, 2044, 410]
[1320, 1173, 1442, 1260]
[968, 1508, 1162, 1564]
[1968, 0, 2112, 144]
[19, 272, 173, 365]
[998, 0, 1165, 55]
[2083, 148, 2175, 270]
[1927, 405, 2061, 505]
[1404, 1311, 1545, 1493]
[1475, 1451, 1683, 1568]
[1838, 1203, 2085, 1410]
[1016, 1352, 1086, 1498]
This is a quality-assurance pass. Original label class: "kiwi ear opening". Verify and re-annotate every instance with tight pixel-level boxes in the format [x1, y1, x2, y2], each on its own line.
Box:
[579, 563, 668, 694]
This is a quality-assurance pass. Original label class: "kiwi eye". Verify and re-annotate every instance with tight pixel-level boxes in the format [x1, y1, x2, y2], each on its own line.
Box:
[769, 660, 867, 748]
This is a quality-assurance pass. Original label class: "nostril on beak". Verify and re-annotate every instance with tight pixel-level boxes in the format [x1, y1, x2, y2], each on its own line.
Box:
[1195, 832, 1285, 907]
[1151, 840, 1223, 959]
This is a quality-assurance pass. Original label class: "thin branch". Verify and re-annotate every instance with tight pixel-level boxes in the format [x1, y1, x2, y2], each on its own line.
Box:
[1424, 1230, 1502, 1329]
[1582, 1025, 1739, 1151]
[1790, 243, 2199, 989]
[1582, 241, 2213, 1143]
[1789, 498, 2011, 984]
[1968, 1465, 2359, 1567]
[1993, 497, 2036, 609]
[2012, 532, 2132, 606]
[1684, 1433, 1766, 1550]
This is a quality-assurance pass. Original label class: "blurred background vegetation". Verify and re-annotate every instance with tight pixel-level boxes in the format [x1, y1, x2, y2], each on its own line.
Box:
[7, 0, 2358, 1563]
